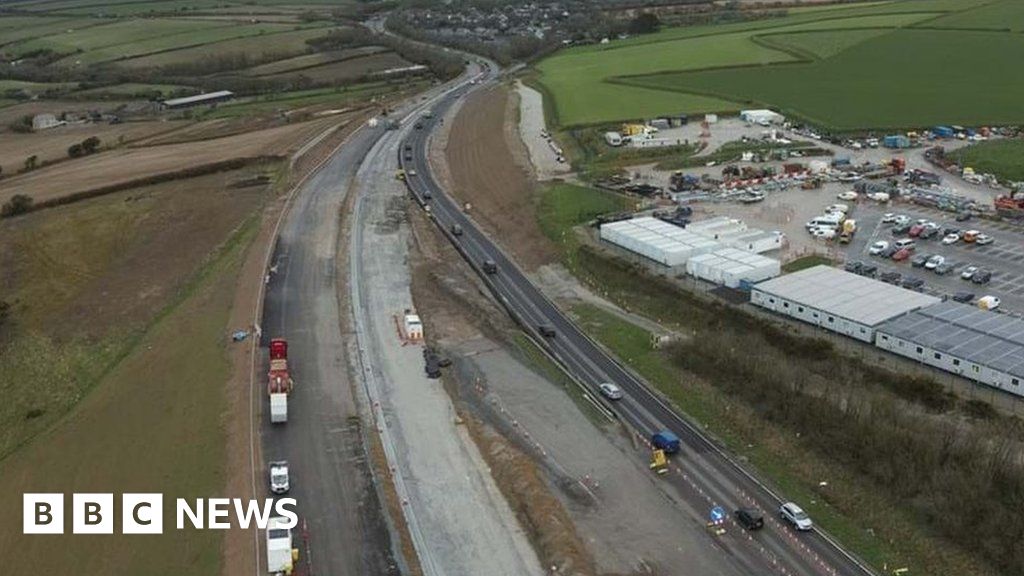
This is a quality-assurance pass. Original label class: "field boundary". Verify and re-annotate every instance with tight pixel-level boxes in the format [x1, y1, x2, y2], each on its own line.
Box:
[3, 155, 280, 218]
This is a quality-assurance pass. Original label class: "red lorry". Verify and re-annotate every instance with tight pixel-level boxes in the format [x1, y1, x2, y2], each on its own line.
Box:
[267, 338, 294, 395]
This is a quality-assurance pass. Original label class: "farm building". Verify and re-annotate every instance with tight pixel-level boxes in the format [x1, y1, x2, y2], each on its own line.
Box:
[740, 109, 784, 125]
[875, 301, 1024, 397]
[162, 90, 234, 109]
[600, 217, 720, 267]
[751, 266, 940, 343]
[686, 248, 780, 288]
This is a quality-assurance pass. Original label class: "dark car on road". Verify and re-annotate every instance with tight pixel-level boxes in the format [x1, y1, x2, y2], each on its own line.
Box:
[538, 324, 557, 338]
[971, 269, 992, 284]
[911, 254, 930, 268]
[953, 292, 975, 303]
[735, 508, 765, 531]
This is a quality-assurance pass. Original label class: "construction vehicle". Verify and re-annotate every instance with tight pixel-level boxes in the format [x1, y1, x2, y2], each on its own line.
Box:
[995, 188, 1024, 219]
[669, 171, 700, 192]
[839, 219, 857, 244]
[268, 339, 293, 424]
[650, 449, 668, 475]
[266, 517, 297, 575]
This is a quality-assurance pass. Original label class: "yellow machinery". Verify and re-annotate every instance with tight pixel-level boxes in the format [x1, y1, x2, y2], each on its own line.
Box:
[395, 169, 406, 181]
[649, 449, 668, 475]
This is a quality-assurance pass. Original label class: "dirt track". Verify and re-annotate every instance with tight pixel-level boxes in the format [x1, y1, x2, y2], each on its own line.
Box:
[443, 84, 556, 271]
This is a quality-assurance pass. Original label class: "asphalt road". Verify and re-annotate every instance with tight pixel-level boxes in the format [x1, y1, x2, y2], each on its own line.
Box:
[257, 71, 481, 575]
[400, 75, 881, 576]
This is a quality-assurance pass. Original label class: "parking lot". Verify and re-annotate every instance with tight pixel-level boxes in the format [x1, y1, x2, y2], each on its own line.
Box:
[842, 202, 1024, 314]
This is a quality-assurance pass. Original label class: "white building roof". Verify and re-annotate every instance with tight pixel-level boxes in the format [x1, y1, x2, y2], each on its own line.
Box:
[754, 265, 940, 327]
[163, 90, 233, 107]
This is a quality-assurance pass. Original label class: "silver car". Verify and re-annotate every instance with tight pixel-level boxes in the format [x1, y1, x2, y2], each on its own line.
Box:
[598, 382, 623, 400]
[780, 502, 813, 531]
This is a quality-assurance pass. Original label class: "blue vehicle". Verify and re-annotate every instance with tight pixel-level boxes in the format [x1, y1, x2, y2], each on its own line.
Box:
[652, 431, 681, 454]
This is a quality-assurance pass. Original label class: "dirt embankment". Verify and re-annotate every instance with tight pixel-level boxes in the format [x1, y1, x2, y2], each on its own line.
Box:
[406, 199, 595, 576]
[443, 84, 557, 271]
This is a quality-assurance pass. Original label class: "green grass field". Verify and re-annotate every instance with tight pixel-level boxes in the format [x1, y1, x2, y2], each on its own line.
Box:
[535, 0, 1021, 130]
[628, 28, 1024, 130]
[10, 18, 233, 57]
[950, 139, 1024, 183]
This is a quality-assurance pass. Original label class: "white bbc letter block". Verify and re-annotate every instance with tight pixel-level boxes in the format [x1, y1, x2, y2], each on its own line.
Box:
[122, 494, 163, 534]
[73, 493, 114, 534]
[23, 494, 64, 534]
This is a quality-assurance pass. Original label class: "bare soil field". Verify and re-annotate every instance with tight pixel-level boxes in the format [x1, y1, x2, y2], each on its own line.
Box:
[0, 115, 345, 205]
[246, 46, 388, 76]
[443, 84, 556, 271]
[0, 120, 188, 173]
[264, 52, 411, 83]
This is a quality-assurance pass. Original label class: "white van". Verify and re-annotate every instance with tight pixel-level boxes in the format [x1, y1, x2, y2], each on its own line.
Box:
[806, 215, 843, 230]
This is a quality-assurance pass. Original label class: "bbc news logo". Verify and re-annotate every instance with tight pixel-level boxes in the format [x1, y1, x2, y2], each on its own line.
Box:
[23, 494, 297, 534]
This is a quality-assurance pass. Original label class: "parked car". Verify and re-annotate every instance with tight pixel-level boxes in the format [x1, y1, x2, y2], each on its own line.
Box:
[894, 238, 916, 251]
[909, 224, 926, 237]
[975, 234, 995, 245]
[859, 263, 878, 277]
[961, 265, 978, 280]
[971, 270, 992, 284]
[869, 240, 889, 255]
[942, 226, 960, 236]
[825, 203, 849, 214]
[880, 245, 899, 258]
[837, 190, 858, 201]
[892, 223, 911, 235]
[813, 228, 836, 240]
[919, 225, 940, 240]
[952, 292, 975, 303]
[780, 502, 813, 531]
[735, 508, 765, 531]
[844, 261, 863, 274]
[901, 277, 925, 290]
[880, 271, 902, 284]
[962, 230, 980, 242]
[893, 215, 911, 226]
[924, 255, 945, 270]
[892, 248, 912, 261]
[935, 262, 955, 275]
[955, 212, 973, 222]
[941, 233, 961, 245]
[881, 213, 898, 224]
[911, 254, 930, 268]
[598, 382, 623, 400]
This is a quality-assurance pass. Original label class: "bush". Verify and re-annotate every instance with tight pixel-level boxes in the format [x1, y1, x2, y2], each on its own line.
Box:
[1, 194, 33, 217]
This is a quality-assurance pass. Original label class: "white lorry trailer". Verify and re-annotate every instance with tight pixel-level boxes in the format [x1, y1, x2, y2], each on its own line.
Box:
[266, 516, 295, 575]
[270, 393, 288, 424]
